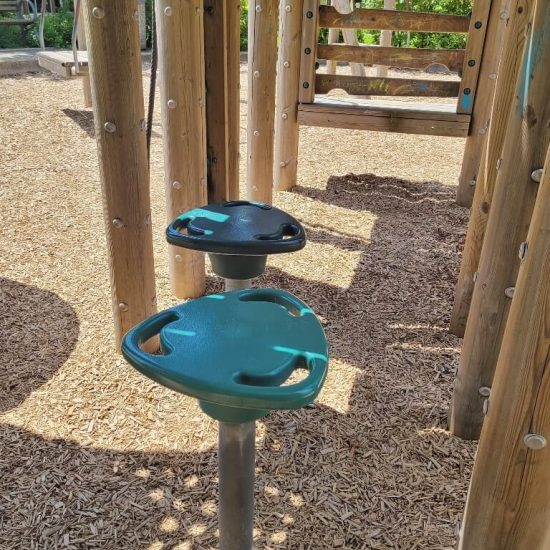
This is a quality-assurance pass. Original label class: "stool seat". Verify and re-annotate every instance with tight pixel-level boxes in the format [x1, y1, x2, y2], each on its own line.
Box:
[122, 289, 328, 422]
[166, 201, 306, 256]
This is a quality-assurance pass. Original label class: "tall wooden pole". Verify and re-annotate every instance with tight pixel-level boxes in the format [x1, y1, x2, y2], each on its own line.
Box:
[332, 0, 365, 77]
[326, 26, 339, 74]
[449, 0, 520, 337]
[76, 0, 92, 108]
[455, 0, 508, 208]
[274, 0, 304, 192]
[450, 0, 550, 440]
[247, 0, 279, 203]
[375, 0, 395, 78]
[82, 0, 157, 351]
[156, 0, 207, 298]
[458, 145, 550, 550]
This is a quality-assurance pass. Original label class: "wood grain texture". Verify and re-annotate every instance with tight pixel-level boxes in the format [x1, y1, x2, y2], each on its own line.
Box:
[247, 0, 278, 203]
[82, 0, 157, 350]
[317, 44, 465, 72]
[450, 0, 517, 335]
[332, 0, 365, 77]
[455, 0, 509, 207]
[319, 5, 470, 32]
[326, 26, 339, 74]
[75, 0, 92, 108]
[450, 0, 550, 440]
[316, 73, 460, 97]
[274, 0, 305, 191]
[458, 145, 550, 549]
[156, 0, 206, 298]
[375, 0, 395, 78]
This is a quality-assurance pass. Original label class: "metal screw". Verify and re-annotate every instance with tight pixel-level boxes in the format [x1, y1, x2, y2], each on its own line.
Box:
[531, 168, 543, 183]
[118, 302, 129, 312]
[504, 287, 515, 299]
[478, 386, 491, 397]
[468, 59, 476, 67]
[167, 99, 177, 109]
[92, 6, 104, 18]
[282, 113, 288, 120]
[164, 6, 173, 16]
[112, 218, 124, 228]
[474, 20, 482, 29]
[464, 88, 471, 95]
[104, 121, 116, 133]
[306, 10, 313, 18]
[524, 433, 547, 450]
[303, 82, 309, 89]
[255, 4, 262, 12]
[175, 254, 183, 262]
[519, 241, 528, 260]
[283, 60, 290, 68]
[253, 130, 260, 137]
[172, 181, 182, 190]
[304, 47, 311, 55]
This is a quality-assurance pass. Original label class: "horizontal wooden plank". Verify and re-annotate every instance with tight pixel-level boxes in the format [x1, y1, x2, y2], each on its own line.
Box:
[319, 6, 470, 33]
[317, 44, 465, 72]
[37, 54, 73, 78]
[316, 73, 460, 97]
[0, 18, 34, 23]
[297, 99, 469, 136]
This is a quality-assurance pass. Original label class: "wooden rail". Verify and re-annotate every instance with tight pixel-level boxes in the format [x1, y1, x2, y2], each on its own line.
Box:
[319, 6, 470, 33]
[316, 74, 460, 97]
[317, 44, 465, 72]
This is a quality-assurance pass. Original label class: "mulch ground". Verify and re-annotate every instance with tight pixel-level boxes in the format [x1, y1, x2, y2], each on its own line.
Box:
[0, 61, 474, 549]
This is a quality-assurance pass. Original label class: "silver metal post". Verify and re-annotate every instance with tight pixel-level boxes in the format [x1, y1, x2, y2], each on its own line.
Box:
[218, 421, 255, 550]
[224, 278, 252, 291]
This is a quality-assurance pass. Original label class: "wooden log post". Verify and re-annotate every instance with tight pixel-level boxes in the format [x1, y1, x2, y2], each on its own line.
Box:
[449, 0, 519, 338]
[332, 0, 365, 78]
[76, 0, 92, 108]
[375, 0, 395, 78]
[82, 0, 157, 351]
[458, 144, 550, 550]
[326, 27, 339, 74]
[156, 0, 207, 298]
[247, 0, 279, 203]
[449, 0, 550, 440]
[274, 0, 305, 192]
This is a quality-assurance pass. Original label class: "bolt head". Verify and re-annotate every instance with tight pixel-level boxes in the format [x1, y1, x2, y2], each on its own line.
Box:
[531, 168, 543, 183]
[285, 4, 291, 12]
[282, 113, 288, 120]
[175, 254, 183, 262]
[255, 4, 262, 12]
[172, 181, 182, 190]
[283, 61, 290, 68]
[253, 70, 260, 78]
[104, 121, 116, 133]
[478, 386, 491, 397]
[167, 99, 177, 109]
[524, 433, 547, 450]
[253, 130, 260, 137]
[112, 218, 123, 228]
[92, 6, 105, 19]
[504, 286, 515, 299]
[118, 302, 129, 312]
[164, 6, 173, 16]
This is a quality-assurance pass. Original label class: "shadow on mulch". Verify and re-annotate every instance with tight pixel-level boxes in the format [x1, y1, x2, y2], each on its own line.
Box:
[0, 278, 80, 414]
[0, 175, 471, 548]
[62, 108, 95, 138]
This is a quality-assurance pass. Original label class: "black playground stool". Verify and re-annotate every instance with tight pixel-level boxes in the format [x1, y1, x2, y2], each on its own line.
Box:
[166, 200, 306, 290]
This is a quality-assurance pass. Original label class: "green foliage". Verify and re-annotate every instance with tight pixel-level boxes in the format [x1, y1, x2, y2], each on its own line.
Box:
[0, 15, 31, 48]
[240, 0, 248, 51]
[26, 4, 74, 48]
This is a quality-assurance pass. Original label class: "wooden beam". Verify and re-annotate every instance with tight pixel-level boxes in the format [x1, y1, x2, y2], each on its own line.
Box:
[317, 44, 465, 72]
[76, 0, 92, 108]
[82, 0, 157, 351]
[455, 0, 507, 207]
[298, 99, 470, 137]
[449, 0, 550, 440]
[319, 6, 470, 33]
[458, 145, 550, 549]
[247, 0, 278, 203]
[316, 73, 460, 97]
[450, 0, 516, 337]
[298, 0, 319, 103]
[274, 0, 305, 192]
[204, 0, 229, 203]
[156, 0, 207, 299]
[375, 0, 395, 78]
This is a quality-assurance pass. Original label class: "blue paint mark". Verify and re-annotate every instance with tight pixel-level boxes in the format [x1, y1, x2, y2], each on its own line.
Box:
[416, 82, 429, 92]
[177, 208, 230, 224]
[461, 93, 473, 112]
[205, 294, 225, 300]
[166, 328, 197, 337]
[300, 307, 314, 316]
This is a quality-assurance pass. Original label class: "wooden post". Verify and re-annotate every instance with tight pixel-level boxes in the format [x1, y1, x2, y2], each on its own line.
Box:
[226, 0, 241, 201]
[156, 0, 207, 298]
[298, 0, 319, 104]
[82, 0, 157, 351]
[375, 0, 395, 78]
[449, 0, 515, 337]
[247, 0, 279, 203]
[454, 0, 493, 206]
[76, 0, 92, 108]
[449, 0, 550, 440]
[274, 0, 304, 192]
[326, 27, 339, 74]
[458, 145, 550, 550]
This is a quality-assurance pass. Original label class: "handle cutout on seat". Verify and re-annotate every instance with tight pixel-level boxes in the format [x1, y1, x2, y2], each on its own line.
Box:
[255, 223, 301, 242]
[237, 291, 301, 317]
[235, 355, 309, 388]
[224, 200, 272, 210]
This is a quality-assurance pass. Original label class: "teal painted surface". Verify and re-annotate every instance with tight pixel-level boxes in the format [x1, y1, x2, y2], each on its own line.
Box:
[461, 92, 473, 112]
[122, 289, 329, 422]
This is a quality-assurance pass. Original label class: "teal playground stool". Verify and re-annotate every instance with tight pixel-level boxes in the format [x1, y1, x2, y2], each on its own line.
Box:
[122, 289, 328, 550]
[166, 201, 306, 290]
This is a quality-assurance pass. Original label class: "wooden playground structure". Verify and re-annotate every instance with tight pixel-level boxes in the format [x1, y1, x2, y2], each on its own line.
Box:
[33, 0, 550, 547]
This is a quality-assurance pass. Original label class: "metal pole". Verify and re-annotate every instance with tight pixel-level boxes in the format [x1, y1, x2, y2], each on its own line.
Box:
[224, 278, 252, 291]
[218, 421, 255, 550]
